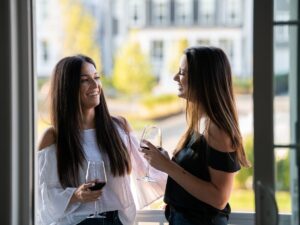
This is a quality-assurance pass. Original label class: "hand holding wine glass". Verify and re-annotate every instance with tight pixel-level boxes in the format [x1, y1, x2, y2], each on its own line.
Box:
[138, 125, 162, 182]
[85, 160, 107, 218]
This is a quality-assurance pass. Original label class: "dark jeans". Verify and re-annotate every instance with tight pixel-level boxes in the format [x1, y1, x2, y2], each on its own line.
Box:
[77, 211, 122, 225]
[166, 206, 228, 225]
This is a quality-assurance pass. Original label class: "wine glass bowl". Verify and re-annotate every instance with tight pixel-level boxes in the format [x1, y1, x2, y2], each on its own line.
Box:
[138, 125, 162, 182]
[85, 160, 107, 218]
[88, 181, 106, 191]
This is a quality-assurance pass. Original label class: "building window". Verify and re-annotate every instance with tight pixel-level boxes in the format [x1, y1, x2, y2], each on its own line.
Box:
[152, 0, 170, 26]
[199, 0, 215, 25]
[197, 39, 211, 46]
[174, 0, 193, 25]
[41, 40, 49, 62]
[224, 0, 241, 25]
[151, 40, 164, 76]
[129, 0, 145, 27]
[151, 40, 164, 60]
[219, 39, 234, 62]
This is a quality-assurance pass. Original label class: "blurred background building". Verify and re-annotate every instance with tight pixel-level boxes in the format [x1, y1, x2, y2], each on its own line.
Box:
[101, 0, 253, 93]
[36, 0, 290, 92]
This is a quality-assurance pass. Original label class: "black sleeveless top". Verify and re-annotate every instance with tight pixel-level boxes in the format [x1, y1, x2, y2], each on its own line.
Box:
[164, 134, 240, 221]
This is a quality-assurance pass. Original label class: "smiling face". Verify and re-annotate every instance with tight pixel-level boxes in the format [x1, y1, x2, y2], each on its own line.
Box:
[173, 54, 188, 99]
[79, 62, 101, 110]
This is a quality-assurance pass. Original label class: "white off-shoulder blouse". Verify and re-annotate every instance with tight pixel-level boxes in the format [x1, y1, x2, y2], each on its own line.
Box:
[37, 127, 167, 225]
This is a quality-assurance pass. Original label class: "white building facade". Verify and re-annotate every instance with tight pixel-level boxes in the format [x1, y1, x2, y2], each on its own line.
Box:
[104, 0, 254, 81]
[36, 0, 253, 82]
[36, 0, 63, 77]
[36, 0, 290, 87]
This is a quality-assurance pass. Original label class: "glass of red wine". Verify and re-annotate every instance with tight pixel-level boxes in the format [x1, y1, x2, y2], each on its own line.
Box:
[85, 160, 107, 218]
[138, 125, 162, 182]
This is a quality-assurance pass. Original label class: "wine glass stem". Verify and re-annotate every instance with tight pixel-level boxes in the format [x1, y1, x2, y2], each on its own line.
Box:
[94, 201, 98, 216]
[146, 163, 150, 177]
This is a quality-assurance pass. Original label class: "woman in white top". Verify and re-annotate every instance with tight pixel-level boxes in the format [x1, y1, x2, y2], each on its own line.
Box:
[37, 55, 166, 225]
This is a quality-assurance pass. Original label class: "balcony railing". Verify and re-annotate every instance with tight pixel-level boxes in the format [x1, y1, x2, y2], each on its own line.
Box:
[135, 210, 291, 225]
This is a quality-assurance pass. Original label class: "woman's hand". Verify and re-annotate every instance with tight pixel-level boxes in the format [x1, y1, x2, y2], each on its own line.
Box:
[70, 183, 102, 204]
[141, 140, 171, 172]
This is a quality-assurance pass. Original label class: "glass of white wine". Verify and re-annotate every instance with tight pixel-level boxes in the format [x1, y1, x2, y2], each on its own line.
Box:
[138, 125, 162, 182]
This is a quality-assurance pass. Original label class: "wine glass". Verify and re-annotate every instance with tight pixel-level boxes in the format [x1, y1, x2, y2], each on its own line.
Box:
[138, 125, 162, 182]
[85, 160, 107, 218]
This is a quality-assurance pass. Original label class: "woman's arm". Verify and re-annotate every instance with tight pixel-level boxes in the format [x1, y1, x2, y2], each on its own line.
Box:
[38, 145, 81, 221]
[115, 116, 167, 208]
[38, 127, 56, 151]
[143, 129, 236, 210]
[37, 128, 102, 222]
[164, 159, 235, 209]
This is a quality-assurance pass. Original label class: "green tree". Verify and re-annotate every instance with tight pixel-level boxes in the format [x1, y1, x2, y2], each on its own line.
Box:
[60, 0, 102, 71]
[276, 154, 290, 191]
[112, 41, 155, 96]
[235, 135, 254, 189]
[168, 39, 188, 74]
[235, 135, 291, 191]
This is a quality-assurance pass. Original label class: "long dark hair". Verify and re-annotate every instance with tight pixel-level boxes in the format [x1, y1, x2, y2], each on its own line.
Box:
[50, 54, 131, 188]
[175, 46, 250, 167]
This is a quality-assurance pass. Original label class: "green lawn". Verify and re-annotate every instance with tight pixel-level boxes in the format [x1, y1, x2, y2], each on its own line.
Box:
[147, 189, 291, 213]
[276, 191, 291, 213]
[230, 189, 291, 213]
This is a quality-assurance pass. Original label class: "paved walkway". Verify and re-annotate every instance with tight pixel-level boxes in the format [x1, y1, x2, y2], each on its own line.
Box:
[108, 94, 290, 153]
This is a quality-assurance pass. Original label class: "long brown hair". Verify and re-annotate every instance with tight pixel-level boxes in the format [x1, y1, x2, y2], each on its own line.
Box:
[175, 47, 250, 167]
[50, 55, 131, 188]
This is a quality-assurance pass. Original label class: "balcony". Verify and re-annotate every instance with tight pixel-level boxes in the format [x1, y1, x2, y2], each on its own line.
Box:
[135, 210, 291, 225]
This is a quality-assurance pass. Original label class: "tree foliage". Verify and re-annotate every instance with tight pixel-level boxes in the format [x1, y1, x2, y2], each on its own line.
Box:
[235, 135, 254, 189]
[276, 154, 290, 191]
[112, 41, 155, 96]
[235, 135, 290, 191]
[60, 0, 102, 71]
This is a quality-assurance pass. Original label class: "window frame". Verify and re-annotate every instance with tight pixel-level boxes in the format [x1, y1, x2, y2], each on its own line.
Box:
[0, 0, 35, 224]
[1, 0, 299, 224]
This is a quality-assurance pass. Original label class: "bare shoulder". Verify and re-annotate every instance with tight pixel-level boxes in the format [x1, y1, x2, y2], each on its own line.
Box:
[206, 123, 234, 153]
[114, 116, 133, 132]
[38, 127, 56, 151]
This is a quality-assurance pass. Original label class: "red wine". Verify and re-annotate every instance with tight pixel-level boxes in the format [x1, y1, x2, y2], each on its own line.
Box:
[89, 181, 106, 191]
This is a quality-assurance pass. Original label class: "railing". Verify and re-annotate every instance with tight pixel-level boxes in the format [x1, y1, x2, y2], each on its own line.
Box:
[135, 210, 291, 225]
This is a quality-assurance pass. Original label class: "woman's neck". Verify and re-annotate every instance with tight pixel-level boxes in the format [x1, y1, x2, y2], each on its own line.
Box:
[81, 109, 95, 129]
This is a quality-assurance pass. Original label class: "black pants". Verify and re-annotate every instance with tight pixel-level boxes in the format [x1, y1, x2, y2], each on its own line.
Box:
[77, 211, 122, 225]
[166, 205, 228, 225]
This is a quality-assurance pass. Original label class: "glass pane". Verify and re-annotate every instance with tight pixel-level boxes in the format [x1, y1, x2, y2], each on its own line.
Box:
[230, 134, 254, 212]
[273, 25, 290, 146]
[274, 148, 292, 213]
[274, 0, 298, 21]
[273, 23, 298, 221]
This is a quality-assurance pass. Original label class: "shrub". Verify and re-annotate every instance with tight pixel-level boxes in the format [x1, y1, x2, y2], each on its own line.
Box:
[112, 41, 155, 96]
[141, 94, 178, 109]
[274, 74, 288, 95]
[233, 76, 252, 94]
[235, 135, 254, 189]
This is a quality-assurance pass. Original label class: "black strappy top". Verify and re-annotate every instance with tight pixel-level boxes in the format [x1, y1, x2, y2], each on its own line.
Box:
[164, 134, 240, 220]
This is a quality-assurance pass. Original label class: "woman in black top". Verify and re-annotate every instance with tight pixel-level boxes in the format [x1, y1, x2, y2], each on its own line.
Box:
[141, 46, 250, 225]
